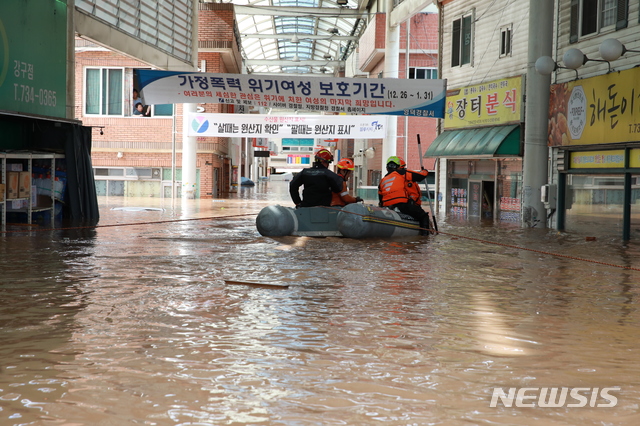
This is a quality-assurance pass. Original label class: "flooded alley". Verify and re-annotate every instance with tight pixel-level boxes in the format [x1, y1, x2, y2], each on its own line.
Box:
[1, 181, 639, 426]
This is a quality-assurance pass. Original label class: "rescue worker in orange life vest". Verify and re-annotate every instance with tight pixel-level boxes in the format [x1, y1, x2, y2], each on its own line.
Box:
[289, 149, 343, 208]
[378, 156, 430, 235]
[400, 158, 423, 206]
[331, 158, 364, 207]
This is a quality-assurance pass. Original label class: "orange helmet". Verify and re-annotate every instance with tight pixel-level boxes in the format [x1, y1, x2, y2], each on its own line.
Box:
[336, 158, 355, 171]
[315, 149, 333, 163]
[399, 158, 407, 168]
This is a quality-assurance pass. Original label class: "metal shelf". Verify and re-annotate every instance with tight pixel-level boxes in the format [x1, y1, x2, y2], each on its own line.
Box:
[1, 152, 65, 231]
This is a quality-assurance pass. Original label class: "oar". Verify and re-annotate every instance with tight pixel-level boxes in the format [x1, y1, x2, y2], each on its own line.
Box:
[417, 134, 438, 233]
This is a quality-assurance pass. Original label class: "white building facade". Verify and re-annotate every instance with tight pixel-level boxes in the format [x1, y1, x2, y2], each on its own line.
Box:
[429, 0, 531, 224]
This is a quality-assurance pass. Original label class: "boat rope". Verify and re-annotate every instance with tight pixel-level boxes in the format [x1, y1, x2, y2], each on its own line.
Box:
[321, 205, 640, 273]
[0, 213, 257, 235]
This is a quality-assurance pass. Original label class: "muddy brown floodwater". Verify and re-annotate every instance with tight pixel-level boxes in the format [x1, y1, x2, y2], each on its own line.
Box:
[1, 181, 639, 426]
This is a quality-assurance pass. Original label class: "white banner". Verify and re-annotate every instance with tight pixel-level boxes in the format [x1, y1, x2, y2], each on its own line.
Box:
[187, 113, 388, 139]
[136, 70, 446, 118]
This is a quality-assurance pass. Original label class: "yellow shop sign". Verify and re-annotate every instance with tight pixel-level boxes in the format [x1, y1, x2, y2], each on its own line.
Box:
[444, 76, 523, 129]
[549, 67, 640, 146]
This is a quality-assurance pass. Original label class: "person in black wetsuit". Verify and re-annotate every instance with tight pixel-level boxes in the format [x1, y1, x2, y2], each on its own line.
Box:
[289, 149, 343, 208]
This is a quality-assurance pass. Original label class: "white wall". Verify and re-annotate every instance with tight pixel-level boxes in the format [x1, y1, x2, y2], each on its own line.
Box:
[441, 0, 530, 89]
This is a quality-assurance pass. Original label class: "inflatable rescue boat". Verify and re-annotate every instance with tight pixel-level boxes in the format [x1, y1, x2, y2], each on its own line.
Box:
[256, 204, 424, 238]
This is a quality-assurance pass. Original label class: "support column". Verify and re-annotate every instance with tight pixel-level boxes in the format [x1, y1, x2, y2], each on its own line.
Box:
[182, 103, 197, 199]
[382, 0, 399, 171]
[66, 0, 75, 120]
[522, 0, 554, 227]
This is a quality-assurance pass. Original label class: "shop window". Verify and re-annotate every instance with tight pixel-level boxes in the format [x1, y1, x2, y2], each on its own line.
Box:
[451, 160, 469, 175]
[451, 14, 473, 67]
[409, 67, 438, 79]
[565, 173, 625, 236]
[85, 67, 123, 116]
[570, 0, 628, 43]
[450, 178, 468, 219]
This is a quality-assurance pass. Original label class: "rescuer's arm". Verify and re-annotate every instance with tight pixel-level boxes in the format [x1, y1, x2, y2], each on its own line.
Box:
[409, 169, 428, 182]
[289, 174, 303, 206]
[339, 181, 360, 204]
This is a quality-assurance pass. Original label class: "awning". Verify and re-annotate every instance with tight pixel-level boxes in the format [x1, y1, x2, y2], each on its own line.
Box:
[424, 124, 521, 158]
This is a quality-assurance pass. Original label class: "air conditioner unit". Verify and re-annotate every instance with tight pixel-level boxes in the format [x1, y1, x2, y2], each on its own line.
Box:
[152, 168, 161, 179]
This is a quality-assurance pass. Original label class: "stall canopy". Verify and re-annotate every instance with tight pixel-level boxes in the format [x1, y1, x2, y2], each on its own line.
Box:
[425, 125, 521, 158]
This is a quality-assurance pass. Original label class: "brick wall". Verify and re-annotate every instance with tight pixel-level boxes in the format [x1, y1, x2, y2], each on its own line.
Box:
[73, 5, 241, 199]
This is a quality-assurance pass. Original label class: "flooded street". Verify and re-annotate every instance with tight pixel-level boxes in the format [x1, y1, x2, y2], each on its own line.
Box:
[1, 181, 640, 426]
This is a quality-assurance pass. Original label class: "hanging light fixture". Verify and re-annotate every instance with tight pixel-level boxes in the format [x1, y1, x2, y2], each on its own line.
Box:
[563, 48, 611, 72]
[599, 38, 640, 61]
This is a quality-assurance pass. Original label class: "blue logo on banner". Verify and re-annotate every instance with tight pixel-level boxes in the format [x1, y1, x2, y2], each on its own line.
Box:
[191, 116, 209, 134]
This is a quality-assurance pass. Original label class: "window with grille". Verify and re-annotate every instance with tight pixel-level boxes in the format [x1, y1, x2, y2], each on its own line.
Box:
[451, 15, 473, 67]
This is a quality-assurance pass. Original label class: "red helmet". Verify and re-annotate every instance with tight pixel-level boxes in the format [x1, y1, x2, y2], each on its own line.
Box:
[399, 159, 407, 168]
[336, 158, 355, 171]
[315, 149, 333, 163]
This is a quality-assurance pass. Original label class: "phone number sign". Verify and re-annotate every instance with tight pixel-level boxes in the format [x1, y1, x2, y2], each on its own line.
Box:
[0, 2, 67, 119]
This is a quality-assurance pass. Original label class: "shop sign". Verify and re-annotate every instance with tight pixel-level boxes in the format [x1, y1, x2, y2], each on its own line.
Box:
[0, 2, 67, 119]
[444, 76, 523, 130]
[570, 150, 625, 169]
[549, 67, 640, 146]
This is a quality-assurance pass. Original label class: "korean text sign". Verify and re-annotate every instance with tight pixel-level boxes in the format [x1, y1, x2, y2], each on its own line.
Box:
[187, 113, 388, 139]
[136, 70, 446, 118]
[549, 66, 640, 146]
[444, 76, 523, 129]
[0, 2, 67, 118]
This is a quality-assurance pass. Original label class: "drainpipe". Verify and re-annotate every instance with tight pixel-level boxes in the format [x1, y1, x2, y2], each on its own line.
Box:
[521, 0, 554, 228]
[382, 0, 399, 171]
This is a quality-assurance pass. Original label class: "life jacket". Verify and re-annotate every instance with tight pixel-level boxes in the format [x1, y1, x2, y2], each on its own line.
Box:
[378, 172, 409, 206]
[406, 179, 422, 205]
[331, 180, 357, 206]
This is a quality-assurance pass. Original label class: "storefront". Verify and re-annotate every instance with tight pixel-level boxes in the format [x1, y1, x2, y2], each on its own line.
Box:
[426, 76, 524, 223]
[549, 67, 640, 240]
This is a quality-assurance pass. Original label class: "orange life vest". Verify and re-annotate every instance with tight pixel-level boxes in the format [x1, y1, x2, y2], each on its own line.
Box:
[406, 180, 422, 205]
[331, 180, 357, 206]
[378, 172, 409, 206]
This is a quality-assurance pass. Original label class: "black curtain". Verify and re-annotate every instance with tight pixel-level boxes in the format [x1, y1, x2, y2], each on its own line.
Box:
[63, 125, 100, 224]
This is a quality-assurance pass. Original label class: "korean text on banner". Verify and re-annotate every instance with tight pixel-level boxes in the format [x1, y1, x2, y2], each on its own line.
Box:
[187, 114, 388, 139]
[136, 70, 446, 118]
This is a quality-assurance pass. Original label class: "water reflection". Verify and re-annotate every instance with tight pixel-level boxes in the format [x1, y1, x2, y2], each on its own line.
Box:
[1, 183, 639, 425]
